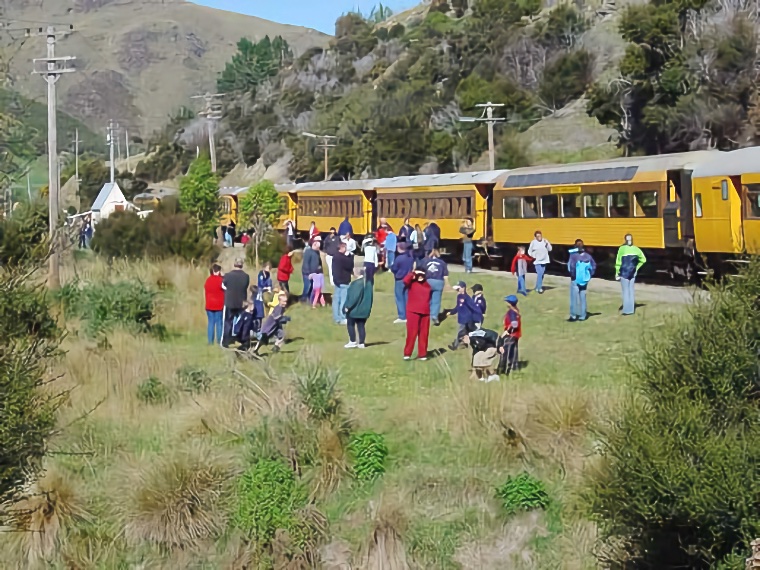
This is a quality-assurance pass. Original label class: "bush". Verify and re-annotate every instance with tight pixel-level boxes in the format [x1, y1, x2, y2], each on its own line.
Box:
[0, 201, 49, 265]
[91, 208, 217, 263]
[175, 365, 211, 394]
[348, 431, 389, 482]
[588, 262, 760, 568]
[246, 229, 288, 268]
[294, 359, 343, 423]
[0, 266, 63, 505]
[539, 49, 593, 110]
[496, 472, 549, 515]
[233, 459, 307, 544]
[56, 279, 156, 336]
[137, 376, 169, 405]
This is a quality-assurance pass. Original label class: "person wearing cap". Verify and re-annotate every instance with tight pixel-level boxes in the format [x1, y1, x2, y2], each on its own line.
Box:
[498, 295, 522, 375]
[462, 328, 501, 383]
[402, 269, 432, 361]
[221, 257, 250, 348]
[390, 242, 414, 324]
[300, 239, 322, 304]
[445, 281, 483, 351]
[471, 284, 487, 325]
[323, 227, 342, 287]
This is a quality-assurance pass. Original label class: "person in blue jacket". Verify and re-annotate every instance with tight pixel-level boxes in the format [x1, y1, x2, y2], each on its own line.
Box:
[338, 216, 353, 238]
[568, 239, 597, 322]
[390, 243, 414, 324]
[445, 281, 483, 350]
[471, 284, 487, 325]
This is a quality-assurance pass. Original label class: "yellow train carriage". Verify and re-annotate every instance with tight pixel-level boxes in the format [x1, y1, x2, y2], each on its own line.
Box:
[275, 183, 298, 229]
[492, 152, 719, 258]
[218, 186, 244, 227]
[373, 171, 506, 242]
[292, 180, 374, 236]
[691, 147, 760, 255]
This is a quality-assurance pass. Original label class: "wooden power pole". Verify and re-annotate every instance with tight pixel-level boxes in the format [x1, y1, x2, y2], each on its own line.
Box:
[31, 25, 76, 290]
[191, 92, 225, 172]
[459, 102, 505, 171]
[302, 132, 338, 181]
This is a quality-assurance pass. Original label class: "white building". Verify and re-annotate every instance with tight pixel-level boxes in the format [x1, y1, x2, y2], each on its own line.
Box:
[90, 182, 134, 223]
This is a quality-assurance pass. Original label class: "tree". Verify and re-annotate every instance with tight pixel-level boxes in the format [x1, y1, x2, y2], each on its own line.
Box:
[217, 36, 293, 94]
[178, 157, 220, 236]
[588, 262, 760, 568]
[238, 180, 285, 269]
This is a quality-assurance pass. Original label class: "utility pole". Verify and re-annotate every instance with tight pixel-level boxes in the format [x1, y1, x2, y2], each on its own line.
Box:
[73, 128, 79, 181]
[31, 24, 76, 290]
[125, 129, 130, 172]
[459, 102, 505, 171]
[116, 122, 122, 161]
[107, 120, 116, 183]
[302, 132, 338, 181]
[191, 92, 225, 172]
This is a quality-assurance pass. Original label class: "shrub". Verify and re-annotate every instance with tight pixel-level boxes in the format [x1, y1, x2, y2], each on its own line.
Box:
[175, 365, 211, 394]
[496, 472, 549, 515]
[587, 262, 760, 568]
[91, 208, 217, 262]
[137, 376, 169, 405]
[0, 201, 49, 265]
[294, 358, 343, 423]
[57, 279, 156, 336]
[348, 431, 389, 482]
[0, 266, 63, 505]
[233, 459, 307, 544]
[247, 228, 289, 269]
[539, 49, 594, 110]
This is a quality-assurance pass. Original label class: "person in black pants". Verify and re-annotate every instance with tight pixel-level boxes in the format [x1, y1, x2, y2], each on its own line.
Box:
[343, 269, 374, 349]
[221, 258, 250, 348]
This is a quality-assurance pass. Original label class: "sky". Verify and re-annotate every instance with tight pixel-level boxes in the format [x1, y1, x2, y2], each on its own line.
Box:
[190, 0, 416, 34]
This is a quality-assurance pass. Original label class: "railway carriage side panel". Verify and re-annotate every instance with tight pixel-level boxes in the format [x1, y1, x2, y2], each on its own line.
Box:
[742, 173, 760, 254]
[692, 176, 743, 253]
[296, 191, 366, 235]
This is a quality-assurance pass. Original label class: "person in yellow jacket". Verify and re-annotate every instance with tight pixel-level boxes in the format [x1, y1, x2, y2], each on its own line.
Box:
[615, 234, 647, 316]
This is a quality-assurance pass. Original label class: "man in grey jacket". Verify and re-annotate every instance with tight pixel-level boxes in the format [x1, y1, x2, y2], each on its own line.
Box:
[300, 239, 322, 304]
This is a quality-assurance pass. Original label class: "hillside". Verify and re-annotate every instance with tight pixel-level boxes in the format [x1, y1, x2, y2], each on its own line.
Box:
[1, 0, 329, 136]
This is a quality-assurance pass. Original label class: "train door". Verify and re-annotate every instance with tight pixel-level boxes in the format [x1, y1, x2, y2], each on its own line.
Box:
[364, 190, 376, 233]
[664, 170, 693, 248]
[475, 185, 490, 240]
[692, 176, 742, 253]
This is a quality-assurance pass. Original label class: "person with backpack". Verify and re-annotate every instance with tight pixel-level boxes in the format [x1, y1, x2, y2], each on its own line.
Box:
[568, 239, 596, 322]
[615, 233, 647, 316]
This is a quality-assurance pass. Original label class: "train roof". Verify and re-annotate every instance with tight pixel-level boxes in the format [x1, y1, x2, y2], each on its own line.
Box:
[495, 151, 721, 189]
[219, 186, 249, 196]
[285, 179, 375, 193]
[692, 146, 760, 178]
[374, 170, 508, 189]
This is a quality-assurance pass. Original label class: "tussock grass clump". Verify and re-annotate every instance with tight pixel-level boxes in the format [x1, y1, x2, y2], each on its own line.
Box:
[3, 468, 89, 567]
[136, 376, 170, 405]
[294, 352, 344, 423]
[175, 365, 211, 394]
[123, 447, 230, 549]
[358, 498, 410, 570]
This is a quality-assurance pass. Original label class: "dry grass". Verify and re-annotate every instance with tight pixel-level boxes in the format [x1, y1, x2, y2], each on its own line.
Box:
[120, 444, 234, 550]
[1, 467, 89, 568]
[357, 496, 410, 570]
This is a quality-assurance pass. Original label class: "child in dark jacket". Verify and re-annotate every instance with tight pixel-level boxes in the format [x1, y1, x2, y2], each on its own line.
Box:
[233, 301, 257, 350]
[445, 281, 483, 351]
[471, 284, 487, 325]
[499, 295, 522, 375]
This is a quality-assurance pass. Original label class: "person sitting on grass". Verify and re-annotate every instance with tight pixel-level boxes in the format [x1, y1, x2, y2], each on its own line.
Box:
[232, 301, 256, 351]
[258, 292, 290, 353]
[462, 328, 501, 383]
[445, 281, 483, 351]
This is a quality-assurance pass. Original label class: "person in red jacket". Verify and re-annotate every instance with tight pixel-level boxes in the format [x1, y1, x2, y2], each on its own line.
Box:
[204, 264, 224, 345]
[277, 250, 296, 294]
[403, 269, 432, 361]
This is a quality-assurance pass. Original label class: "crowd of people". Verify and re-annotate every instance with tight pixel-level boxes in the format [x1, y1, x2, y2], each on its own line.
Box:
[204, 217, 647, 381]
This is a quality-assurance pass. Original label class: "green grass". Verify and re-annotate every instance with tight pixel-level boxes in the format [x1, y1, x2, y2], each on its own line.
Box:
[21, 257, 683, 568]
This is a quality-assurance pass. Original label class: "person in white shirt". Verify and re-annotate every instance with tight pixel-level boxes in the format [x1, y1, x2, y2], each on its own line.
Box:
[527, 230, 552, 294]
[342, 234, 357, 256]
[361, 235, 379, 283]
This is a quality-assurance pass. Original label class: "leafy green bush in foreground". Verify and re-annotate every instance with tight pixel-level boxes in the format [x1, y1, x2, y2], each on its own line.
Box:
[348, 431, 388, 482]
[496, 472, 549, 515]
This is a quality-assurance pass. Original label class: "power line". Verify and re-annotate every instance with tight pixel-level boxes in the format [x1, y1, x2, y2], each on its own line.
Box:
[459, 102, 505, 171]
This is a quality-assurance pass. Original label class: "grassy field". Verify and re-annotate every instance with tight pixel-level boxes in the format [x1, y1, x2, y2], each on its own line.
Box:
[1, 254, 685, 569]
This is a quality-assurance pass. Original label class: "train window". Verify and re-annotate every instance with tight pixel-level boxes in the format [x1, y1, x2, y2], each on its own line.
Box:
[440, 198, 452, 218]
[540, 195, 559, 218]
[746, 185, 760, 219]
[561, 194, 581, 218]
[634, 191, 658, 217]
[463, 197, 473, 216]
[584, 194, 605, 218]
[523, 196, 538, 218]
[721, 180, 729, 201]
[695, 193, 703, 218]
[503, 197, 521, 218]
[609, 192, 630, 218]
